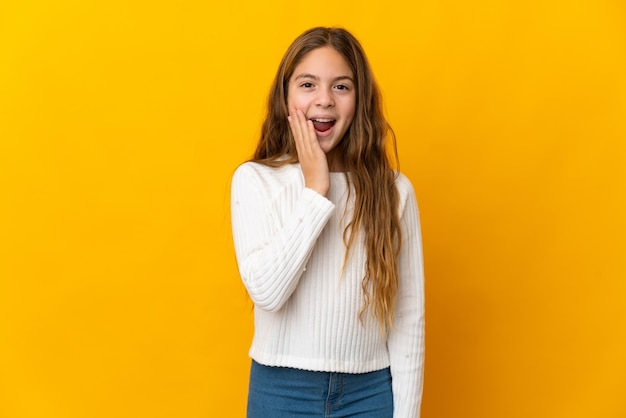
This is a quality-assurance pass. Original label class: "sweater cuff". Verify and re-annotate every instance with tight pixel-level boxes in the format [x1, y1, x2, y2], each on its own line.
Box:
[300, 187, 334, 213]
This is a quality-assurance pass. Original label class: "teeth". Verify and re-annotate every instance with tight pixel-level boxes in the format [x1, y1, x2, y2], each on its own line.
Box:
[311, 118, 334, 122]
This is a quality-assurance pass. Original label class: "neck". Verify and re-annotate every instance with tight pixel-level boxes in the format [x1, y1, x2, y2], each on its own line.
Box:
[326, 150, 346, 172]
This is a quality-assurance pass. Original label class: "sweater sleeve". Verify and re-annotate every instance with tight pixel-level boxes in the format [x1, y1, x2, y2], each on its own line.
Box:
[388, 176, 425, 418]
[230, 164, 335, 312]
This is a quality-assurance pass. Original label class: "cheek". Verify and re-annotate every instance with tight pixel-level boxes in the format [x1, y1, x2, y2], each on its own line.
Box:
[343, 95, 356, 116]
[345, 103, 356, 125]
[287, 86, 305, 108]
[288, 93, 306, 109]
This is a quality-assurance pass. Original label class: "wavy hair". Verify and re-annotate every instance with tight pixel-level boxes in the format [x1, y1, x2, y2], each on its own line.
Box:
[252, 27, 401, 332]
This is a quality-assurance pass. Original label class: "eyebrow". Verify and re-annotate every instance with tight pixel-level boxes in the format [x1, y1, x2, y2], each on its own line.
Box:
[294, 73, 354, 83]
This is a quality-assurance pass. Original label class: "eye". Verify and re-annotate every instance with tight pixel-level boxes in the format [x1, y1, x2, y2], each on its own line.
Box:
[300, 82, 314, 88]
[335, 84, 350, 91]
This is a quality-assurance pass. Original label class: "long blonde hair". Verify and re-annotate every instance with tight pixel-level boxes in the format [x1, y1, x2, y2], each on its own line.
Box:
[252, 27, 401, 332]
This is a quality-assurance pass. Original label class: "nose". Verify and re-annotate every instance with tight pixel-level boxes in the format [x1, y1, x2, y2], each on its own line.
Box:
[315, 88, 334, 108]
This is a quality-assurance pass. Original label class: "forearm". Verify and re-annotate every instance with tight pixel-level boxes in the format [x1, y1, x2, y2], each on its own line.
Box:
[231, 165, 334, 311]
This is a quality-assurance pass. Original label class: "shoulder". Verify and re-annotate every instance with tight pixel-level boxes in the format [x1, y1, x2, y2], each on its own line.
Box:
[393, 171, 419, 215]
[233, 161, 271, 179]
[394, 171, 415, 193]
[234, 161, 297, 180]
[394, 171, 416, 200]
[232, 161, 303, 191]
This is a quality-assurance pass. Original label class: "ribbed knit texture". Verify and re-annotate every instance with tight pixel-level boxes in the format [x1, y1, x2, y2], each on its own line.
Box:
[231, 162, 425, 418]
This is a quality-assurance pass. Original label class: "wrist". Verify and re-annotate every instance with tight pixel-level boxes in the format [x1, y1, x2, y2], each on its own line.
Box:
[306, 181, 329, 197]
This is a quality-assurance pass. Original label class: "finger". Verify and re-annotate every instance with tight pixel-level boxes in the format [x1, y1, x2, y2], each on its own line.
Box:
[287, 107, 301, 139]
[290, 107, 312, 156]
[288, 108, 304, 155]
[288, 107, 304, 153]
[305, 118, 318, 151]
[297, 109, 317, 154]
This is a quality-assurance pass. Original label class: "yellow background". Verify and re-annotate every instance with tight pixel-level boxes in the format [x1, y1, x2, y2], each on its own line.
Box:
[1, 0, 625, 417]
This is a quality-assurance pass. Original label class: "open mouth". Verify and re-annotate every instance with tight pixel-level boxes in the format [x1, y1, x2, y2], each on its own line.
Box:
[310, 118, 336, 132]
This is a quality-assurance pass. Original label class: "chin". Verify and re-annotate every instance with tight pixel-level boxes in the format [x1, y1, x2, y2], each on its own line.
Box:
[319, 140, 338, 154]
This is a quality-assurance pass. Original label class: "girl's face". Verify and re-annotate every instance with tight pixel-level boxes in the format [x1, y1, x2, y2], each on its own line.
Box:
[287, 47, 356, 157]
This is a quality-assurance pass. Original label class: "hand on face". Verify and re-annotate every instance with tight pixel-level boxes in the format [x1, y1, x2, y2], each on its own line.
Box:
[288, 107, 330, 197]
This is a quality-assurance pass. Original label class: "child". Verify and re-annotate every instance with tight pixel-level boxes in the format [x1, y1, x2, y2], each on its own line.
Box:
[231, 27, 425, 417]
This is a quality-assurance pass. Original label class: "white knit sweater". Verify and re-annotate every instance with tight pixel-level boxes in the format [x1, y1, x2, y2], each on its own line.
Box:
[231, 162, 425, 417]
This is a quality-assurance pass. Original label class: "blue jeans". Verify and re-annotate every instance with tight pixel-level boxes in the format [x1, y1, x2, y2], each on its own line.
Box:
[247, 360, 394, 417]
